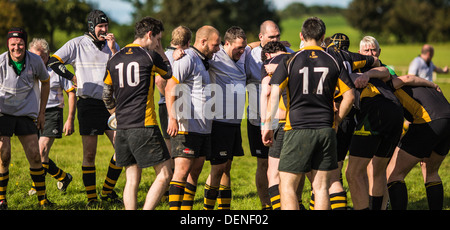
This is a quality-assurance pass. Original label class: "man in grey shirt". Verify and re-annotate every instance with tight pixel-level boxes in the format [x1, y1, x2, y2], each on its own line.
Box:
[0, 28, 50, 209]
[408, 44, 448, 82]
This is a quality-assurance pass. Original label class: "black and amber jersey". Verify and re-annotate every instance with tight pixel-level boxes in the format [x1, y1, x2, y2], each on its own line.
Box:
[104, 44, 172, 129]
[262, 53, 292, 118]
[395, 86, 450, 124]
[270, 46, 354, 130]
[326, 44, 375, 75]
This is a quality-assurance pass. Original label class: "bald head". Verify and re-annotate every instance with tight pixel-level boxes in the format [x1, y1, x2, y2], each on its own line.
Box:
[421, 44, 434, 62]
[195, 25, 220, 44]
[259, 20, 281, 46]
[194, 25, 221, 59]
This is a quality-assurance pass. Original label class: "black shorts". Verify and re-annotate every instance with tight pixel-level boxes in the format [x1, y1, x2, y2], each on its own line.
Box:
[158, 103, 170, 139]
[77, 98, 111, 135]
[349, 98, 403, 158]
[399, 119, 450, 158]
[115, 127, 170, 168]
[171, 133, 211, 158]
[269, 122, 286, 159]
[279, 128, 338, 173]
[208, 121, 244, 165]
[0, 114, 38, 137]
[247, 120, 269, 159]
[40, 107, 64, 138]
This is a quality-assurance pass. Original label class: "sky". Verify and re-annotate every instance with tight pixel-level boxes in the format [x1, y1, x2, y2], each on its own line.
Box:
[87, 0, 351, 25]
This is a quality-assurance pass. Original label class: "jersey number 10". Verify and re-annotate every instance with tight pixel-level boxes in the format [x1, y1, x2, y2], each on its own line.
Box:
[115, 62, 140, 88]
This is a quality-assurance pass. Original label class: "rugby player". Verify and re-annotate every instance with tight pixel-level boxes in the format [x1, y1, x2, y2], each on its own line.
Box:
[103, 17, 173, 210]
[204, 26, 249, 210]
[165, 26, 221, 210]
[263, 17, 355, 210]
[386, 78, 449, 210]
[260, 41, 302, 210]
[0, 28, 51, 209]
[246, 20, 295, 209]
[48, 10, 123, 206]
[346, 36, 404, 210]
[28, 38, 75, 195]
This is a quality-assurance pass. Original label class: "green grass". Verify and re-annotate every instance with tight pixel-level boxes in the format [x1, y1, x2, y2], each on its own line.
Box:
[4, 14, 450, 210]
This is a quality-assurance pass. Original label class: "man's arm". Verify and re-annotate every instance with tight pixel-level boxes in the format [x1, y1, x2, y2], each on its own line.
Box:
[392, 75, 440, 91]
[165, 78, 179, 137]
[102, 84, 116, 114]
[37, 80, 50, 131]
[63, 90, 77, 136]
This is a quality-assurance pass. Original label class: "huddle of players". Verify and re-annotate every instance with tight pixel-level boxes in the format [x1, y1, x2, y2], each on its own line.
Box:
[0, 8, 448, 210]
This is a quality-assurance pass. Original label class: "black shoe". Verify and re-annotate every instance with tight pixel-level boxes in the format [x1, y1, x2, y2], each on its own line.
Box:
[100, 190, 122, 204]
[57, 173, 73, 193]
[0, 200, 7, 210]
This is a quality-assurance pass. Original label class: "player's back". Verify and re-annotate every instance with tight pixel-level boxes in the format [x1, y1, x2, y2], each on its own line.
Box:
[271, 46, 353, 130]
[105, 44, 162, 129]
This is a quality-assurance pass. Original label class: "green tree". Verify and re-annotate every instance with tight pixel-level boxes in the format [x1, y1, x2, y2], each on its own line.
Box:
[345, 0, 450, 43]
[14, 0, 92, 50]
[0, 0, 23, 46]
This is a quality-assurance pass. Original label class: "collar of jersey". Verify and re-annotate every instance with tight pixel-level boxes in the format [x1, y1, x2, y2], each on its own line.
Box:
[125, 43, 142, 48]
[300, 45, 324, 51]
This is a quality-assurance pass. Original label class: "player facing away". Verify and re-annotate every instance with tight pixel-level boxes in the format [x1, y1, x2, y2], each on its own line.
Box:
[0, 28, 51, 209]
[262, 17, 355, 210]
[103, 16, 174, 210]
[48, 9, 123, 206]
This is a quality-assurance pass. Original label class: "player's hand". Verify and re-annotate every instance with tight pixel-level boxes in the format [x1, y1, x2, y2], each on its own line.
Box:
[167, 117, 179, 137]
[63, 120, 75, 136]
[36, 112, 45, 131]
[104, 33, 117, 54]
[354, 73, 369, 88]
[173, 48, 186, 61]
[261, 129, 273, 147]
[264, 64, 278, 76]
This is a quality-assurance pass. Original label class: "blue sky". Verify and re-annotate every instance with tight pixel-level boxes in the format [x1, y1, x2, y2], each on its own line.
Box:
[87, 0, 351, 25]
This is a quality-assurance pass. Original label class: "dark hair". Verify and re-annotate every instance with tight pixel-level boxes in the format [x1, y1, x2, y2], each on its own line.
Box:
[301, 17, 326, 42]
[135, 17, 164, 40]
[261, 41, 287, 61]
[224, 26, 246, 43]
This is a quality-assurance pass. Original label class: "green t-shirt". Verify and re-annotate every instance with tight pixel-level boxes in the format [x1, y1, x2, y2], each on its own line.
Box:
[11, 59, 25, 75]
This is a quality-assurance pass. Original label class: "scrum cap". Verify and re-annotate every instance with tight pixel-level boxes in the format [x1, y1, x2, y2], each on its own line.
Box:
[87, 10, 109, 35]
[7, 27, 27, 49]
[330, 33, 350, 51]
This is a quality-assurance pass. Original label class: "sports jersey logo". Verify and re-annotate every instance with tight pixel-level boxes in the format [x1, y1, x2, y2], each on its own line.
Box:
[126, 48, 133, 55]
[309, 51, 318, 59]
[183, 148, 194, 155]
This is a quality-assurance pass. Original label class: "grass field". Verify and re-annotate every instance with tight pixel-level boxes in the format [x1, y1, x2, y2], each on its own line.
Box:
[4, 14, 450, 210]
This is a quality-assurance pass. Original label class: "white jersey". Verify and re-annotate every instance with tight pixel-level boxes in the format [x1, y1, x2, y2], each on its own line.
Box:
[44, 67, 75, 109]
[209, 46, 250, 124]
[172, 47, 213, 134]
[53, 34, 119, 100]
[0, 51, 49, 119]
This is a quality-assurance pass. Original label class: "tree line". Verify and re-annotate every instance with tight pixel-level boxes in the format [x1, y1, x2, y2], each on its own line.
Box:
[1, 0, 449, 51]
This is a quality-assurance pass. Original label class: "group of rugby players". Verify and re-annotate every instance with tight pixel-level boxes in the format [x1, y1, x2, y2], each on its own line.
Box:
[0, 9, 448, 211]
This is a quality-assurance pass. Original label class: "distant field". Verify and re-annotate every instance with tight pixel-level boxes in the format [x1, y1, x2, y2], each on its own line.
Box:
[281, 15, 450, 80]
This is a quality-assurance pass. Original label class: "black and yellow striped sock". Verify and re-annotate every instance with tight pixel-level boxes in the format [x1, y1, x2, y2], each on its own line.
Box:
[82, 165, 97, 202]
[387, 180, 407, 210]
[204, 184, 218, 210]
[268, 185, 281, 210]
[43, 159, 67, 181]
[169, 181, 185, 210]
[330, 191, 347, 210]
[0, 171, 9, 202]
[181, 182, 196, 210]
[101, 155, 123, 196]
[309, 191, 315, 210]
[30, 167, 47, 205]
[425, 181, 443, 210]
[218, 184, 231, 210]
